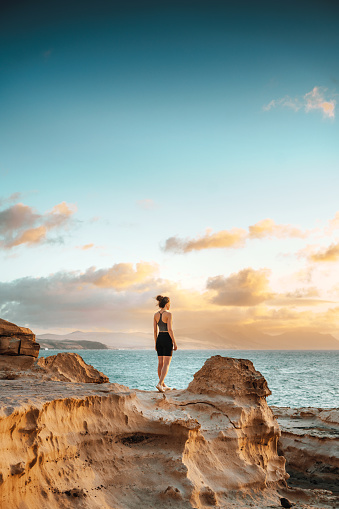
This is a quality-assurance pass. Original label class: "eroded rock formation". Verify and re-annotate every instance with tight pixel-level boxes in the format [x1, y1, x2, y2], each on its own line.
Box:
[272, 407, 339, 494]
[0, 354, 337, 509]
[0, 355, 289, 509]
[36, 352, 109, 383]
[0, 318, 40, 360]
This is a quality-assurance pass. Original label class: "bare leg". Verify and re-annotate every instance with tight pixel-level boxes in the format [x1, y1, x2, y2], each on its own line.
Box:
[158, 356, 164, 381]
[159, 356, 172, 385]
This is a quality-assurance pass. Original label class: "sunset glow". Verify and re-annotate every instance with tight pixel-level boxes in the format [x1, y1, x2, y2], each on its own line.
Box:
[1, 0, 339, 345]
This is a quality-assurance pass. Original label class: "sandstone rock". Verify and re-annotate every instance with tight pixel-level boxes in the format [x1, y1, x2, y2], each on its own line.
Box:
[0, 337, 20, 355]
[0, 355, 293, 509]
[0, 355, 35, 372]
[36, 352, 109, 383]
[272, 406, 339, 495]
[0, 319, 40, 358]
[188, 355, 271, 397]
[19, 337, 40, 358]
[0, 318, 35, 342]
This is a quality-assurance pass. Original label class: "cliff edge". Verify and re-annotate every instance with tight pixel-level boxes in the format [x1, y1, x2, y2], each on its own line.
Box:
[0, 354, 337, 508]
[0, 354, 288, 509]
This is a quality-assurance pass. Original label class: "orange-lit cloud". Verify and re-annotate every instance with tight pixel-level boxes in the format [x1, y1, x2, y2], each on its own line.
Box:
[0, 200, 77, 249]
[164, 219, 307, 253]
[82, 262, 158, 290]
[80, 243, 95, 250]
[9, 226, 47, 247]
[264, 86, 336, 118]
[309, 242, 339, 263]
[248, 218, 305, 239]
[164, 228, 247, 253]
[0, 263, 339, 337]
[268, 286, 333, 307]
[304, 87, 336, 118]
[207, 268, 273, 306]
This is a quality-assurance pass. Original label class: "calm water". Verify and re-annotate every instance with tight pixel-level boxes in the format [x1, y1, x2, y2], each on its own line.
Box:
[38, 349, 339, 408]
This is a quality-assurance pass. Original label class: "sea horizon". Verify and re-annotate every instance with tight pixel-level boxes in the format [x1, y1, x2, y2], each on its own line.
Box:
[38, 348, 339, 408]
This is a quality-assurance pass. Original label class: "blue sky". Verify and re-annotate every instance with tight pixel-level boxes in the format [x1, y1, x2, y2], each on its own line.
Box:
[1, 0, 339, 337]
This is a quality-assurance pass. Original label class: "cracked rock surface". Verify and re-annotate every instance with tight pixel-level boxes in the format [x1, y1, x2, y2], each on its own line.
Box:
[0, 354, 337, 509]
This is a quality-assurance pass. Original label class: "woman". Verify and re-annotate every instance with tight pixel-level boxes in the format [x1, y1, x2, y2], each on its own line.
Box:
[154, 295, 177, 392]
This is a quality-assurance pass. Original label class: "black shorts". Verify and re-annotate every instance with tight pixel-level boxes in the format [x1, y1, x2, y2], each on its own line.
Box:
[156, 332, 173, 357]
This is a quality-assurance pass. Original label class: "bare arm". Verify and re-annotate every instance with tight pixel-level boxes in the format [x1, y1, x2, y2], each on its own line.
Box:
[153, 315, 158, 348]
[167, 313, 177, 350]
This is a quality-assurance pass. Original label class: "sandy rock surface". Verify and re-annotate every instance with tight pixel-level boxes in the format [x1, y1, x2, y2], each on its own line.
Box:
[0, 352, 109, 383]
[0, 318, 36, 342]
[0, 354, 337, 509]
[36, 352, 109, 383]
[272, 406, 339, 495]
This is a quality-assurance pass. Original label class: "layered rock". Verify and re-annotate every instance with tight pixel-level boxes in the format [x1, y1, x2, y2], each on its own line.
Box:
[36, 352, 109, 383]
[0, 318, 39, 358]
[272, 406, 339, 494]
[0, 355, 291, 509]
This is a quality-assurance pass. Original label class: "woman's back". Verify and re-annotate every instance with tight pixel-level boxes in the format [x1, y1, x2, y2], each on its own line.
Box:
[156, 310, 169, 332]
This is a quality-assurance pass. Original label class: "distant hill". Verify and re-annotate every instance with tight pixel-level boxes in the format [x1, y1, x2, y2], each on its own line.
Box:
[37, 326, 339, 350]
[38, 337, 108, 350]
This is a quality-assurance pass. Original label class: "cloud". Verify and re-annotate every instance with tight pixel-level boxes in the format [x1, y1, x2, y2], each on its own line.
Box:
[326, 211, 339, 234]
[0, 263, 176, 331]
[206, 268, 273, 306]
[0, 262, 338, 336]
[263, 96, 300, 112]
[248, 218, 305, 239]
[267, 286, 333, 307]
[0, 200, 77, 249]
[309, 242, 339, 263]
[163, 228, 247, 253]
[79, 243, 95, 250]
[304, 87, 336, 118]
[264, 86, 336, 118]
[137, 199, 156, 210]
[0, 192, 22, 208]
[81, 262, 158, 289]
[163, 218, 307, 254]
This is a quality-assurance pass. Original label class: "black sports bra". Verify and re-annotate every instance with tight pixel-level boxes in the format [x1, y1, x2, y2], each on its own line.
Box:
[158, 311, 168, 332]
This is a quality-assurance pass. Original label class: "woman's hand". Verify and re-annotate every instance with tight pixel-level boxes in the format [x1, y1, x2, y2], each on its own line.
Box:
[173, 342, 178, 351]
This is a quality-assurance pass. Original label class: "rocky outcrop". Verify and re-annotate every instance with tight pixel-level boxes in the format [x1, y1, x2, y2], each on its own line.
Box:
[0, 354, 337, 509]
[36, 352, 109, 383]
[272, 406, 339, 494]
[0, 318, 39, 358]
[0, 352, 109, 384]
[0, 355, 289, 509]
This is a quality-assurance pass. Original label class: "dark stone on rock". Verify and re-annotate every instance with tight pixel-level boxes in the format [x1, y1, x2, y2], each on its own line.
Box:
[280, 497, 293, 508]
[10, 462, 26, 477]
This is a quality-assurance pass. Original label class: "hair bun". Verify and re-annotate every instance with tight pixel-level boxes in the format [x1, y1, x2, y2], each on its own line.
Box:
[155, 295, 170, 308]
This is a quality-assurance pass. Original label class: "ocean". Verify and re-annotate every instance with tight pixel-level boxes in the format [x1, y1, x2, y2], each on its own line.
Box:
[38, 349, 339, 408]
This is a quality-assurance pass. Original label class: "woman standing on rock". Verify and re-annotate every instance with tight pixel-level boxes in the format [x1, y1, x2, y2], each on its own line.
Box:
[154, 295, 177, 392]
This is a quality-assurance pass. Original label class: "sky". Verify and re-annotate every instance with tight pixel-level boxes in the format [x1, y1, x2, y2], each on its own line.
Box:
[1, 0, 339, 339]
